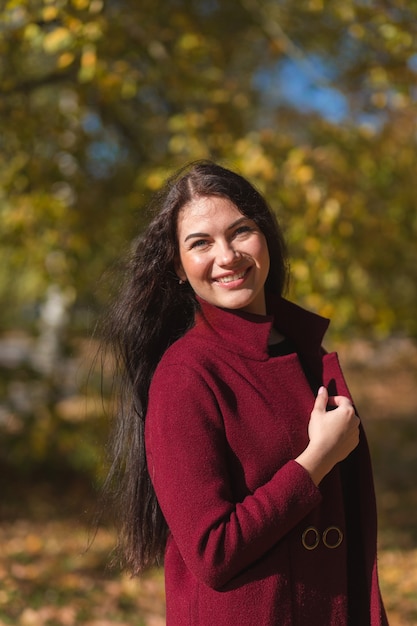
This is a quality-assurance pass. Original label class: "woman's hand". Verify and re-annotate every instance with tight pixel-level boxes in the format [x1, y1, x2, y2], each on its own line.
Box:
[295, 386, 360, 486]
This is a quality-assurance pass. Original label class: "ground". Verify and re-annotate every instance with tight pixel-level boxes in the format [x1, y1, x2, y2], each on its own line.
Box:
[0, 338, 416, 625]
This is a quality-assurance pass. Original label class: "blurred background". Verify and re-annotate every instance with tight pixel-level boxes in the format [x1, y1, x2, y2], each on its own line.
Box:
[0, 0, 416, 624]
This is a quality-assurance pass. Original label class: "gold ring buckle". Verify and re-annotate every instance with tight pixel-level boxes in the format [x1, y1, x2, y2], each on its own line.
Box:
[322, 526, 343, 549]
[301, 526, 320, 550]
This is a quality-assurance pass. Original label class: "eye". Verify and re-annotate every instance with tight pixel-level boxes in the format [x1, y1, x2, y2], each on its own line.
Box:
[233, 225, 253, 237]
[190, 238, 210, 250]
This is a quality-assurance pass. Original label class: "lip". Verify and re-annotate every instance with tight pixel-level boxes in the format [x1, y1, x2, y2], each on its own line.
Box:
[213, 267, 251, 286]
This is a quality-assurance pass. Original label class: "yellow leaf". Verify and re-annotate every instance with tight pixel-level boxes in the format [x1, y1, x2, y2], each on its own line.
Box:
[296, 165, 314, 184]
[78, 44, 96, 81]
[121, 79, 137, 99]
[304, 236, 320, 253]
[178, 33, 201, 51]
[72, 0, 90, 9]
[81, 45, 96, 68]
[379, 23, 398, 40]
[23, 23, 42, 43]
[319, 198, 340, 227]
[307, 0, 323, 12]
[83, 21, 103, 41]
[25, 534, 43, 554]
[89, 0, 104, 13]
[146, 171, 168, 191]
[292, 260, 310, 281]
[57, 52, 75, 68]
[43, 27, 73, 54]
[42, 5, 58, 21]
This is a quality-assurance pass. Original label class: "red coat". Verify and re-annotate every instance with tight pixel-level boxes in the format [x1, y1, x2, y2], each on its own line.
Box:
[145, 295, 388, 625]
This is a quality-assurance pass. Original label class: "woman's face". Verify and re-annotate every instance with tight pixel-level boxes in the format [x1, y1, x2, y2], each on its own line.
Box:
[176, 196, 270, 315]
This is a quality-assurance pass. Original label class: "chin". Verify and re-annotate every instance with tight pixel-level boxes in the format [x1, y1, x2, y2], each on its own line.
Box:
[218, 296, 258, 313]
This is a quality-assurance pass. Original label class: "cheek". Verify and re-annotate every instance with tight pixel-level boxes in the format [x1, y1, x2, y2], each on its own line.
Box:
[181, 252, 209, 279]
[262, 246, 271, 274]
[255, 236, 270, 271]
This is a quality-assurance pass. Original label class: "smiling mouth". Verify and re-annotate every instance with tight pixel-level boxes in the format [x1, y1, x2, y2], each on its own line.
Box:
[215, 268, 249, 284]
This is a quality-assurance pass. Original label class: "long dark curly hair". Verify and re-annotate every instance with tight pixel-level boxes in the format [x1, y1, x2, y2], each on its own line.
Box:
[102, 160, 289, 574]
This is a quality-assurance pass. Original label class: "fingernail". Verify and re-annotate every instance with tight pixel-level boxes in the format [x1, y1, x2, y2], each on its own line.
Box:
[318, 386, 326, 395]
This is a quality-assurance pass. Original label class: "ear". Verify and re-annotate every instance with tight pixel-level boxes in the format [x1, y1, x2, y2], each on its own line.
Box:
[174, 259, 187, 282]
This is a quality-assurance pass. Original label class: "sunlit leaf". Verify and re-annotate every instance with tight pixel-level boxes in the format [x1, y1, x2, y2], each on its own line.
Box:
[43, 27, 73, 54]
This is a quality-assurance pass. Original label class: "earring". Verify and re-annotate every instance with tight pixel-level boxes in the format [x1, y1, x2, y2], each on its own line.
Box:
[179, 279, 185, 285]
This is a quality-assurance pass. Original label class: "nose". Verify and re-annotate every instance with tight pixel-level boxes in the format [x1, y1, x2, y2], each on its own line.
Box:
[216, 240, 240, 266]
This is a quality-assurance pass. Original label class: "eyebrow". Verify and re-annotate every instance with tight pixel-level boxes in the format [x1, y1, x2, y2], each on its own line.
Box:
[183, 216, 249, 243]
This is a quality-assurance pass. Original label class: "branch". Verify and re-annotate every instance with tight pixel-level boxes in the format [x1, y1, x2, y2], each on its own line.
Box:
[240, 0, 332, 88]
[0, 67, 78, 96]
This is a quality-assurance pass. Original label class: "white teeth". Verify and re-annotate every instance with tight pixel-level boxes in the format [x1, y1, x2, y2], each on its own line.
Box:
[216, 270, 247, 284]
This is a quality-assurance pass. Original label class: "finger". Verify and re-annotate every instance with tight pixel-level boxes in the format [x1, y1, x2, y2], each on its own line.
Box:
[326, 395, 354, 408]
[327, 396, 360, 423]
[313, 386, 328, 411]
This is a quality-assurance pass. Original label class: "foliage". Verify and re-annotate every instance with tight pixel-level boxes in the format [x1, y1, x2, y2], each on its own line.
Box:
[0, 521, 417, 626]
[0, 520, 166, 626]
[0, 0, 416, 337]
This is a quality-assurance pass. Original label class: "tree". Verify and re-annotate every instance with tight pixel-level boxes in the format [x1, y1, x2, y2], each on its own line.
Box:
[0, 0, 416, 337]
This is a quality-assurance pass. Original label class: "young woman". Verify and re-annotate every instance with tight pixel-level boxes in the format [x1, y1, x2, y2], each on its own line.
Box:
[103, 160, 388, 625]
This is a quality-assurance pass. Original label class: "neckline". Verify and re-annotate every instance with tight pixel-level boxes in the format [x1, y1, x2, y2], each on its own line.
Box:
[268, 327, 286, 346]
[268, 336, 296, 356]
[193, 294, 330, 362]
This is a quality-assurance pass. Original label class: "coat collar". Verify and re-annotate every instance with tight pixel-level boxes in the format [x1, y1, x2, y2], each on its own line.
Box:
[193, 294, 330, 362]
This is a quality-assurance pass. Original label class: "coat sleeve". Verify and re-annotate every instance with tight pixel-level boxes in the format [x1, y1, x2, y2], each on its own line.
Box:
[145, 362, 322, 590]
